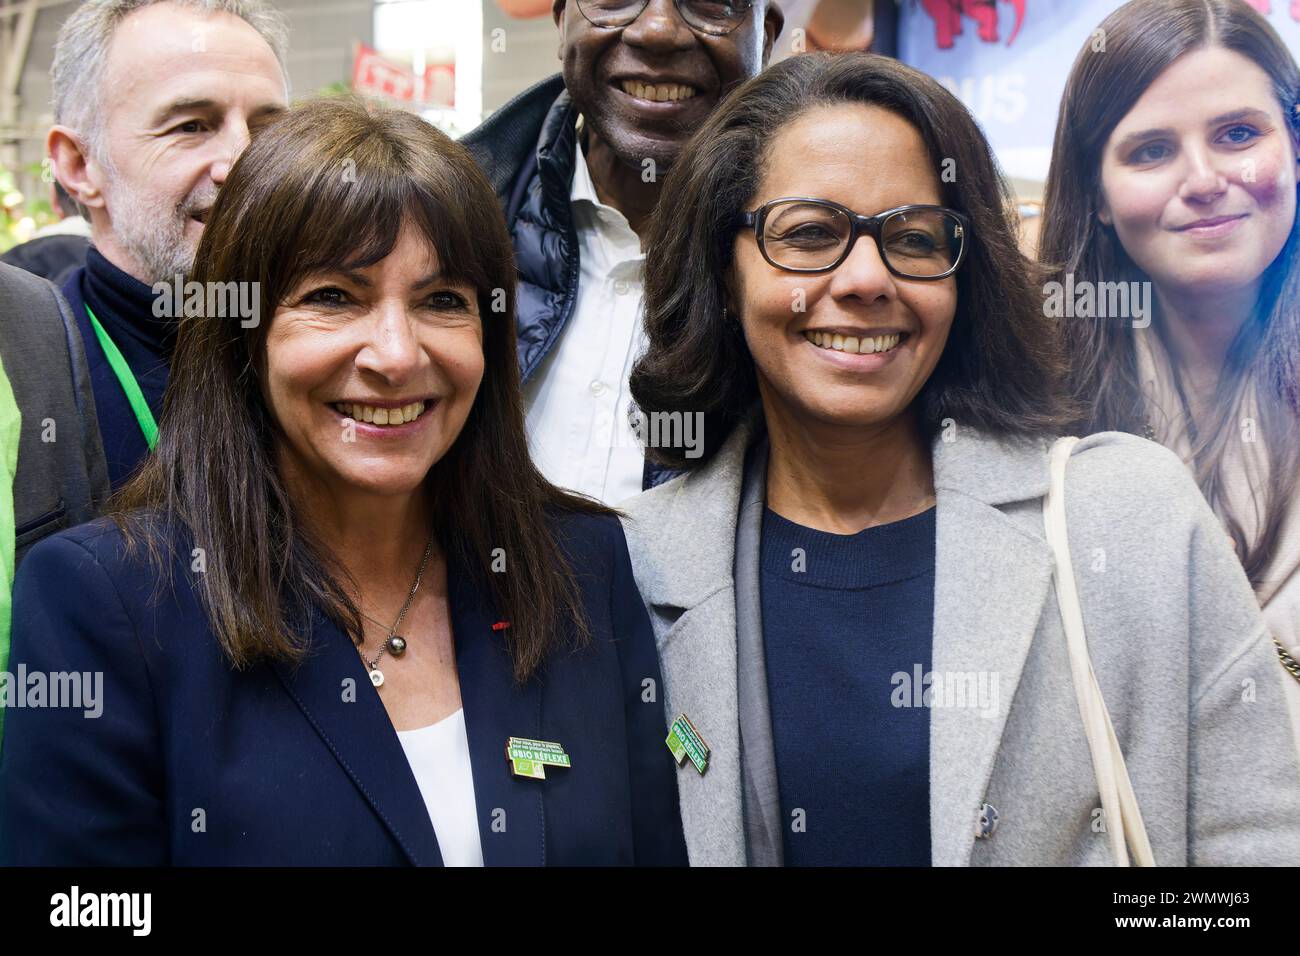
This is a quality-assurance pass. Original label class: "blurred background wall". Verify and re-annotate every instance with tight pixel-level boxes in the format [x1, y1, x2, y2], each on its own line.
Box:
[3, 0, 1298, 250]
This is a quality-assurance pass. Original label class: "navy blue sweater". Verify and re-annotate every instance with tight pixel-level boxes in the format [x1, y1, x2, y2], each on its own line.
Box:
[760, 504, 936, 866]
[62, 247, 172, 489]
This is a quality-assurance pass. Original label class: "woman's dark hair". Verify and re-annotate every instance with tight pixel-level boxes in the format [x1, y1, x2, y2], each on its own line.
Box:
[111, 95, 608, 681]
[630, 51, 1073, 467]
[1039, 0, 1300, 584]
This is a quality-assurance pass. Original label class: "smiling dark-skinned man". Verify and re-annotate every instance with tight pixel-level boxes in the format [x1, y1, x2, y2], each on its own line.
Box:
[464, 0, 783, 504]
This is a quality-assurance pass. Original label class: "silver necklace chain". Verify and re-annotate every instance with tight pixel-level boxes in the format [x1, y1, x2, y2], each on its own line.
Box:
[361, 536, 434, 676]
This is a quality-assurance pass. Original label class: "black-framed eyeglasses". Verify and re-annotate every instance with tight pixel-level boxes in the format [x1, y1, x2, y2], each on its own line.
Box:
[576, 0, 753, 37]
[737, 198, 972, 280]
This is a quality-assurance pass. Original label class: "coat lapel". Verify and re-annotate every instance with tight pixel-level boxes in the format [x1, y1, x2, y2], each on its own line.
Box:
[271, 610, 444, 866]
[625, 419, 757, 866]
[273, 560, 548, 867]
[447, 562, 546, 866]
[928, 431, 1056, 866]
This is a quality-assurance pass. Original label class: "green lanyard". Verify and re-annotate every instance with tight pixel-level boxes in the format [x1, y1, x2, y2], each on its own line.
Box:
[0, 355, 21, 744]
[85, 304, 159, 451]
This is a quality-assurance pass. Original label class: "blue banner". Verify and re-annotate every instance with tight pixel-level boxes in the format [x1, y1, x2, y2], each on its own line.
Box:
[898, 0, 1300, 183]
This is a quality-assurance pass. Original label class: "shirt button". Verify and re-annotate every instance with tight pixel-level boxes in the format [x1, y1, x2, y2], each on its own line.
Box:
[589, 380, 607, 396]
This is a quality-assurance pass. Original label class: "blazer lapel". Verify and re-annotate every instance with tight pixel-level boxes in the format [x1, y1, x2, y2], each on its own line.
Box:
[628, 418, 758, 866]
[272, 610, 444, 866]
[275, 559, 548, 867]
[447, 562, 546, 866]
[734, 437, 784, 866]
[928, 432, 1055, 866]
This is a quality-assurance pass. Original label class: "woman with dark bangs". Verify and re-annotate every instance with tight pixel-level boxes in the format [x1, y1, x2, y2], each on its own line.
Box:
[0, 96, 686, 866]
[619, 52, 1300, 865]
[1039, 0, 1300, 756]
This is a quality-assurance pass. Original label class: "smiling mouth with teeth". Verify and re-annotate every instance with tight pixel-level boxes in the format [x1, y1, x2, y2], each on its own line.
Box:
[619, 80, 698, 103]
[332, 401, 429, 427]
[803, 330, 907, 355]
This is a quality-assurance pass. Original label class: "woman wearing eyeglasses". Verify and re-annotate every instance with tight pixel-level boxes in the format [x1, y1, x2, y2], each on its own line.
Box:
[618, 52, 1300, 866]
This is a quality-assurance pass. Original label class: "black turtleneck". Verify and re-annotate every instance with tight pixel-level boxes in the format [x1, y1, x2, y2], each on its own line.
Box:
[62, 246, 175, 488]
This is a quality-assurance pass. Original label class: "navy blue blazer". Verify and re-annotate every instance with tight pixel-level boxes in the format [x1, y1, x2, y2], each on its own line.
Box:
[0, 511, 687, 866]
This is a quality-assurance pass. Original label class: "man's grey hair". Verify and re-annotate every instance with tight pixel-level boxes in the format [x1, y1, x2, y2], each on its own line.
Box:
[51, 0, 291, 164]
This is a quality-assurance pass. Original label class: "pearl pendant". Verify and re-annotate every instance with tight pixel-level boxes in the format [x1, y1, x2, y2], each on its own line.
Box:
[389, 635, 407, 656]
[370, 669, 385, 688]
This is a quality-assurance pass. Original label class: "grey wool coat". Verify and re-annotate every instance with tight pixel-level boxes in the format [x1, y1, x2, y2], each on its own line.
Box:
[618, 414, 1300, 866]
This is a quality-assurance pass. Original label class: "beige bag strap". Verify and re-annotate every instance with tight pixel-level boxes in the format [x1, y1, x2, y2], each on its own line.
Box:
[1044, 437, 1157, 867]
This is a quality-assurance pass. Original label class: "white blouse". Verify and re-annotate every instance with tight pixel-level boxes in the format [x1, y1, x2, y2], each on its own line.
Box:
[396, 708, 484, 866]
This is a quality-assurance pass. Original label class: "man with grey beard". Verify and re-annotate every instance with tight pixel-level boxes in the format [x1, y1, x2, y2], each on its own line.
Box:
[49, 0, 289, 487]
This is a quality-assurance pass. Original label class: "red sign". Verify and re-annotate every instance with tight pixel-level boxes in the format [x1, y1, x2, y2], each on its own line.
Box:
[1242, 0, 1300, 21]
[919, 0, 1027, 50]
[352, 43, 454, 108]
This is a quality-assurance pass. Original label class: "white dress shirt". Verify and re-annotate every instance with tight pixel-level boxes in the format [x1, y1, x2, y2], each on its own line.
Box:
[396, 707, 484, 867]
[522, 135, 648, 505]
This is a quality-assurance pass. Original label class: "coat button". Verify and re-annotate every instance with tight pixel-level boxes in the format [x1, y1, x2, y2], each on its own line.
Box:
[975, 802, 999, 839]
